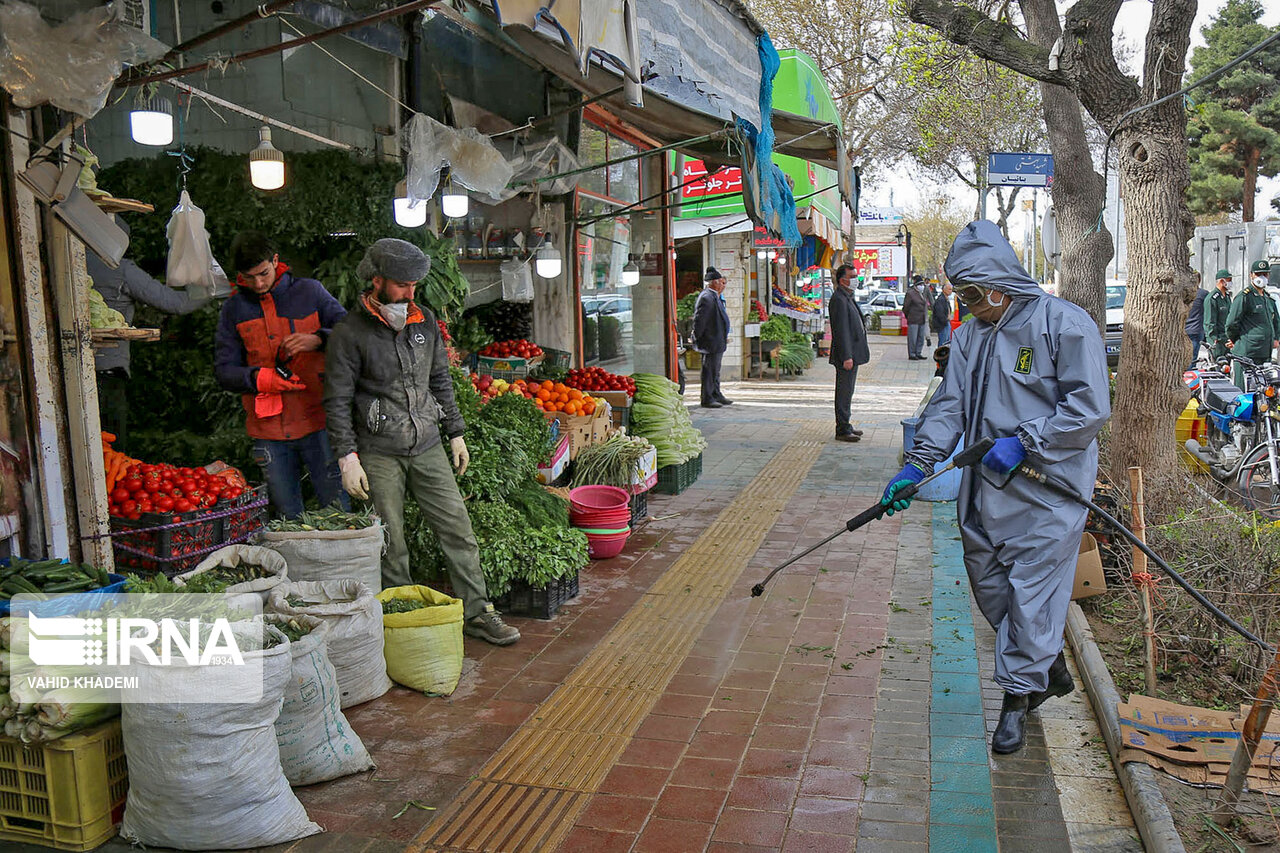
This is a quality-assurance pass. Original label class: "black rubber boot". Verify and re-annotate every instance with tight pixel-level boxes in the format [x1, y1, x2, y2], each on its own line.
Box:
[992, 692, 1029, 754]
[1028, 651, 1074, 712]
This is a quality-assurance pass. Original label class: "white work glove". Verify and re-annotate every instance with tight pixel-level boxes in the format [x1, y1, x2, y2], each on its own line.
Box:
[338, 452, 369, 500]
[450, 436, 470, 477]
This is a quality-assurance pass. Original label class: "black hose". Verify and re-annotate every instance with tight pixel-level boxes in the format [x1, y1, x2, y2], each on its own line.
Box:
[1034, 474, 1275, 653]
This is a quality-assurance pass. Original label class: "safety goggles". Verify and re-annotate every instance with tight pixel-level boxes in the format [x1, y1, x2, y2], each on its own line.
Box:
[955, 284, 988, 305]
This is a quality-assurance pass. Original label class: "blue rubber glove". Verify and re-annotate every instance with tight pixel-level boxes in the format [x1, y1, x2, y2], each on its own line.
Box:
[881, 464, 926, 516]
[982, 436, 1027, 475]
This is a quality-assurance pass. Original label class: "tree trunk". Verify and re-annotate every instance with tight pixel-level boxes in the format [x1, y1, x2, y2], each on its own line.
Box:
[1108, 119, 1198, 481]
[1244, 145, 1259, 223]
[1019, 0, 1112, 334]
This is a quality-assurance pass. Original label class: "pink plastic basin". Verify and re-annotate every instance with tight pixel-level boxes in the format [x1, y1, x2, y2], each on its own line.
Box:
[586, 530, 630, 560]
[571, 508, 631, 527]
[569, 485, 630, 512]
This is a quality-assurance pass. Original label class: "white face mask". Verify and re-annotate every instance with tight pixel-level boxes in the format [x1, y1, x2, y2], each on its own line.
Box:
[1254, 275, 1269, 290]
[379, 302, 409, 331]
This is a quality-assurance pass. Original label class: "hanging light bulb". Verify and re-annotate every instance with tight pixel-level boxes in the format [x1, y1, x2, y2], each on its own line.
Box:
[248, 126, 285, 190]
[535, 235, 562, 278]
[621, 255, 640, 287]
[776, 255, 787, 266]
[393, 180, 427, 228]
[756, 249, 767, 260]
[129, 95, 174, 146]
[441, 179, 469, 219]
[767, 249, 778, 260]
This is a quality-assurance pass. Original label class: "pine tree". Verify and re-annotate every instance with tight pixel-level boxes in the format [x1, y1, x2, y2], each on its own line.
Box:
[1186, 0, 1280, 223]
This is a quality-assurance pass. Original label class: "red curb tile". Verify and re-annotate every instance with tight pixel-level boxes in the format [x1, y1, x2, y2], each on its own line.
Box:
[699, 710, 758, 735]
[721, 668, 776, 691]
[679, 654, 735, 679]
[559, 825, 636, 853]
[781, 830, 858, 853]
[636, 714, 702, 743]
[819, 695, 875, 719]
[307, 810, 361, 833]
[725, 775, 799, 811]
[772, 681, 825, 703]
[473, 699, 540, 726]
[654, 785, 728, 823]
[634, 817, 715, 853]
[813, 716, 873, 742]
[823, 675, 878, 697]
[577, 793, 656, 834]
[750, 724, 811, 752]
[706, 843, 783, 853]
[599, 764, 672, 798]
[777, 663, 832, 683]
[669, 756, 739, 790]
[760, 700, 821, 728]
[619, 737, 688, 769]
[789, 796, 862, 835]
[667, 674, 722, 696]
[805, 739, 870, 770]
[739, 747, 806, 779]
[652, 692, 713, 718]
[712, 807, 788, 847]
[732, 651, 785, 672]
[687, 731, 751, 761]
[493, 679, 560, 704]
[799, 767, 865, 800]
[711, 688, 770, 713]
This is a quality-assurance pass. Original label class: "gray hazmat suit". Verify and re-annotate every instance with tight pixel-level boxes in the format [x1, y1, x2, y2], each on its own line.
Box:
[905, 221, 1111, 694]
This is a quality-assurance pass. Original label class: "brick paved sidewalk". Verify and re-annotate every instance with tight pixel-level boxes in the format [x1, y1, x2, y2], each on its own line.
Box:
[73, 337, 1141, 853]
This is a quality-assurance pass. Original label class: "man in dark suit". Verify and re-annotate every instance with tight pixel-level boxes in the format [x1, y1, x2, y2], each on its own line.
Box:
[829, 264, 870, 441]
[693, 266, 732, 408]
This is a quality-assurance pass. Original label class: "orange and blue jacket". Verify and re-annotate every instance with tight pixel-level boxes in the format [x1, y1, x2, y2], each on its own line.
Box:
[214, 266, 347, 441]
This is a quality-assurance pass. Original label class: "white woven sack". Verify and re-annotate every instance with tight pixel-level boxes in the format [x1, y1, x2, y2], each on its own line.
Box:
[119, 627, 321, 849]
[257, 523, 383, 593]
[270, 616, 375, 785]
[177, 544, 288, 603]
[267, 580, 391, 708]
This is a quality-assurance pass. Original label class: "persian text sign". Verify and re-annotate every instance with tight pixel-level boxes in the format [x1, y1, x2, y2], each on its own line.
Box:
[681, 160, 743, 199]
[987, 152, 1054, 187]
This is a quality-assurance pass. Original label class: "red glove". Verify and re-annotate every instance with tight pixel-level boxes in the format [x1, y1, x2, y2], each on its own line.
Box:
[256, 369, 305, 393]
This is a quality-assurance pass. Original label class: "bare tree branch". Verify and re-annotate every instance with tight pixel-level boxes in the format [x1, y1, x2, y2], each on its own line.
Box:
[904, 0, 1068, 86]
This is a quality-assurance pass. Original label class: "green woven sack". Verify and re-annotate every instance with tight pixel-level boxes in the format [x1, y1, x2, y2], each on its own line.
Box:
[376, 585, 464, 696]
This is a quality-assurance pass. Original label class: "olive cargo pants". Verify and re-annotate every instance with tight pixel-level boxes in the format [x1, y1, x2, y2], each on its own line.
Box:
[362, 443, 489, 620]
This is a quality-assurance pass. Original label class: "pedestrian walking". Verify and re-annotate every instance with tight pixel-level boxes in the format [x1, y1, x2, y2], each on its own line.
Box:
[931, 282, 954, 347]
[904, 277, 928, 360]
[879, 221, 1110, 755]
[1226, 259, 1280, 387]
[693, 267, 732, 408]
[829, 264, 869, 442]
[324, 238, 519, 646]
[1205, 270, 1232, 363]
[214, 231, 349, 518]
[1185, 285, 1207, 370]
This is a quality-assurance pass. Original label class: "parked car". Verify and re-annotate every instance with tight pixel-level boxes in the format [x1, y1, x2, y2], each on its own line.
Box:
[859, 291, 904, 313]
[1104, 281, 1125, 367]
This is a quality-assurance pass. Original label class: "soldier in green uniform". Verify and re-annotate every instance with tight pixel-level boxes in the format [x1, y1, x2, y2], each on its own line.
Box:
[1226, 259, 1280, 387]
[1205, 269, 1233, 363]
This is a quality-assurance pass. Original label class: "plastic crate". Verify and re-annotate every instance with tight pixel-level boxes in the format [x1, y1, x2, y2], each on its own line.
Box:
[0, 570, 126, 617]
[629, 491, 648, 528]
[542, 348, 572, 370]
[494, 571, 580, 620]
[0, 718, 128, 851]
[110, 484, 267, 577]
[654, 453, 702, 495]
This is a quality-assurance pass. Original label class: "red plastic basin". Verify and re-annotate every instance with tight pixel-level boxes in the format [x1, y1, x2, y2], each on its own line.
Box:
[571, 508, 631, 527]
[569, 485, 630, 512]
[586, 530, 629, 560]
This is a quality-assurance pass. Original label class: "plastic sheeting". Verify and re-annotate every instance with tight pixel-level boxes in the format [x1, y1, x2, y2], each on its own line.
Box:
[404, 112, 516, 205]
[0, 2, 167, 118]
[736, 33, 801, 248]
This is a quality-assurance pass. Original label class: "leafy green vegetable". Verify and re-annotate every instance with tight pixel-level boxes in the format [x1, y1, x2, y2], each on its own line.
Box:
[449, 312, 492, 355]
[505, 481, 569, 528]
[420, 230, 470, 322]
[759, 316, 791, 341]
[676, 292, 699, 321]
[476, 393, 552, 465]
[630, 373, 707, 466]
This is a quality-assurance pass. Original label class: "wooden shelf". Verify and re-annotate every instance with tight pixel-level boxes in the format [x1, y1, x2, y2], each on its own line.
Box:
[91, 327, 159, 347]
[87, 193, 154, 214]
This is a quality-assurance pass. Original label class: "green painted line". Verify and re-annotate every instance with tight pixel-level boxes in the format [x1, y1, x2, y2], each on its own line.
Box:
[929, 502, 998, 846]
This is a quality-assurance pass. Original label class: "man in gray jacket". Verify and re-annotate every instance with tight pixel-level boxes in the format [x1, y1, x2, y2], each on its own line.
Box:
[881, 221, 1109, 754]
[324, 238, 519, 646]
[829, 264, 870, 442]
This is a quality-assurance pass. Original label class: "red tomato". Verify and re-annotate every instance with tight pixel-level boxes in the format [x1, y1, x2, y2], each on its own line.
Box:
[174, 499, 194, 513]
[199, 495, 215, 509]
[155, 495, 174, 512]
[138, 500, 153, 513]
[180, 478, 197, 492]
[121, 499, 138, 514]
[223, 487, 243, 501]
[126, 512, 141, 521]
[122, 475, 144, 493]
[110, 486, 130, 503]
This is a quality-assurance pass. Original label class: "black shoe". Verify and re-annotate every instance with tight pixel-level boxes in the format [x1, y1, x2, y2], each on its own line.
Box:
[700, 401, 723, 409]
[850, 428, 864, 436]
[715, 397, 734, 405]
[835, 433, 860, 443]
[992, 692, 1029, 754]
[1028, 652, 1075, 711]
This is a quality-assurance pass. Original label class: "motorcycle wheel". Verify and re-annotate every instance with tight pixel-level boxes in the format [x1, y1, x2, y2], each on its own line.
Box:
[1236, 443, 1280, 520]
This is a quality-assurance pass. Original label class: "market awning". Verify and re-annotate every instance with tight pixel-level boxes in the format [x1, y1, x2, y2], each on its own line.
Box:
[672, 213, 753, 241]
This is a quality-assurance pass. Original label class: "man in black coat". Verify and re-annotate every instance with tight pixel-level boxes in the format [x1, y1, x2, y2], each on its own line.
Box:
[693, 266, 732, 408]
[904, 277, 929, 360]
[829, 264, 871, 441]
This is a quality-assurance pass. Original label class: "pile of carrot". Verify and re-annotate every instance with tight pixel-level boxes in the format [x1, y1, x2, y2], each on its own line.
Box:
[101, 432, 139, 492]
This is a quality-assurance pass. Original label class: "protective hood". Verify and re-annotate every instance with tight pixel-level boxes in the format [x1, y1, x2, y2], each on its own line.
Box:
[943, 220, 1043, 300]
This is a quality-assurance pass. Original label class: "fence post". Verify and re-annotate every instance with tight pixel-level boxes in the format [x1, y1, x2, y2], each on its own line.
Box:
[1213, 645, 1280, 825]
[1128, 466, 1157, 695]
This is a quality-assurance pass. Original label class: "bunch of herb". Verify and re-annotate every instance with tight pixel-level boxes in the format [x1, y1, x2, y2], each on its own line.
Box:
[505, 481, 570, 528]
[476, 393, 552, 463]
[382, 598, 430, 614]
[456, 419, 534, 501]
[676, 292, 699, 321]
[449, 312, 492, 355]
[449, 365, 482, 424]
[759, 316, 791, 342]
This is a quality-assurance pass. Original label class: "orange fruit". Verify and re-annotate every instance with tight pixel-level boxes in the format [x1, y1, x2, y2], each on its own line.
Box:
[541, 380, 554, 391]
[568, 389, 583, 400]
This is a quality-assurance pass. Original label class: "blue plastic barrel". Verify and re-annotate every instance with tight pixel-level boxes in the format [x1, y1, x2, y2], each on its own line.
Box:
[900, 417, 963, 502]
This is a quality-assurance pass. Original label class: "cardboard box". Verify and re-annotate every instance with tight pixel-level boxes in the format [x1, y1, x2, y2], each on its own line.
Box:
[544, 403, 611, 459]
[535, 434, 570, 485]
[1072, 532, 1107, 600]
[593, 390, 632, 430]
[629, 446, 658, 494]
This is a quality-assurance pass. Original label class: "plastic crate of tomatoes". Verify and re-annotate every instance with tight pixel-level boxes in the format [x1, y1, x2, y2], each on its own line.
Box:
[109, 476, 266, 577]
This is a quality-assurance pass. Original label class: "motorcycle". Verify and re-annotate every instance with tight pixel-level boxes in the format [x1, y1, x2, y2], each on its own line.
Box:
[1184, 354, 1280, 517]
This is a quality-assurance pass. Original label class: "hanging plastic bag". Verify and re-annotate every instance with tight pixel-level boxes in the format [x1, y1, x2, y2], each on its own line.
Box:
[501, 259, 534, 303]
[166, 190, 231, 298]
[403, 113, 515, 205]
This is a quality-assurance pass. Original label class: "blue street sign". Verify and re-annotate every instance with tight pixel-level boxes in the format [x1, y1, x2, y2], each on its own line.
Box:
[987, 152, 1054, 187]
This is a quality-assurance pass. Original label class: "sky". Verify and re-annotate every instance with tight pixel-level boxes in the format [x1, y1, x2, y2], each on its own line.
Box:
[866, 0, 1280, 244]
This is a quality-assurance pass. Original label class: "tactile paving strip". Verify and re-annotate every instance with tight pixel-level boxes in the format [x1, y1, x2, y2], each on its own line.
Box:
[411, 421, 830, 852]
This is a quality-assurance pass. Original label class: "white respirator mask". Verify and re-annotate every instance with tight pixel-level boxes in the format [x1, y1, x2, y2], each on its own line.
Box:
[379, 302, 409, 331]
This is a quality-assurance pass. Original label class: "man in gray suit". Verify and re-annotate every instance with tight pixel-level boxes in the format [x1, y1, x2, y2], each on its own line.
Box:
[693, 266, 732, 408]
[829, 264, 870, 442]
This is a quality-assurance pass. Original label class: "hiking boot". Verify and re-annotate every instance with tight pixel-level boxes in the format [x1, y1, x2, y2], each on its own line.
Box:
[464, 604, 520, 646]
[1028, 651, 1075, 711]
[992, 692, 1029, 754]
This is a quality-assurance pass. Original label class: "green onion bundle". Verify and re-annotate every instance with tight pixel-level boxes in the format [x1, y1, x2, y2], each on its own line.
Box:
[571, 433, 654, 489]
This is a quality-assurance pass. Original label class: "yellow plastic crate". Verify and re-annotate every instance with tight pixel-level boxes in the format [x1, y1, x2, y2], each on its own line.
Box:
[0, 718, 127, 851]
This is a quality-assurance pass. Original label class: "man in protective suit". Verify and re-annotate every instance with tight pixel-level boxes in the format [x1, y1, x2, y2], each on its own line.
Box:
[879, 221, 1110, 754]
